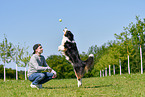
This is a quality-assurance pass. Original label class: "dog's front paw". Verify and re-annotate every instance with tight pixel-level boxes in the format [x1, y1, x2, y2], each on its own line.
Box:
[58, 45, 64, 51]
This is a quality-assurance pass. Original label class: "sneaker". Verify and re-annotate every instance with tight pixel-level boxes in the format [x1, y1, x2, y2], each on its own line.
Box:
[30, 83, 39, 89]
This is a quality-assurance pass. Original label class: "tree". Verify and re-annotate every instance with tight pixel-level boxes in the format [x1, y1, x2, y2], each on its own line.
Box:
[46, 55, 75, 79]
[0, 65, 4, 78]
[20, 50, 31, 80]
[129, 16, 145, 73]
[12, 44, 24, 80]
[0, 35, 14, 81]
[114, 24, 135, 74]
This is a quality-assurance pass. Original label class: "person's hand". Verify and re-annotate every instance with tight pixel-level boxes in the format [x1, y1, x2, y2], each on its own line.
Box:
[48, 68, 52, 72]
[45, 67, 52, 72]
[52, 74, 57, 78]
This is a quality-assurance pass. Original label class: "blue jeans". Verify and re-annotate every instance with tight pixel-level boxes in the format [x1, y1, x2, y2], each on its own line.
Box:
[28, 72, 53, 85]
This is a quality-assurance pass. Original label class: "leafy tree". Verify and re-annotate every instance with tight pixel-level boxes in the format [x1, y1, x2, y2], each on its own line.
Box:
[0, 65, 4, 78]
[20, 49, 31, 80]
[0, 65, 24, 79]
[114, 16, 145, 73]
[46, 55, 75, 79]
[129, 16, 145, 73]
[0, 35, 14, 81]
[12, 44, 24, 80]
[6, 68, 15, 79]
[115, 26, 132, 74]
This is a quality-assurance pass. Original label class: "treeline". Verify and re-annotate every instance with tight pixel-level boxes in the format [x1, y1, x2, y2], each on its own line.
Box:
[91, 16, 145, 74]
[0, 16, 145, 80]
[0, 35, 30, 81]
[0, 65, 25, 79]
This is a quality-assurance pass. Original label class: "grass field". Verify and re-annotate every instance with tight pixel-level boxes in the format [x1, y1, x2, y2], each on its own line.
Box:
[0, 73, 145, 97]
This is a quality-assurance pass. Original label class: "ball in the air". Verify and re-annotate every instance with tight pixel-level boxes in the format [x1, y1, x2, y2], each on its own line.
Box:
[59, 19, 62, 22]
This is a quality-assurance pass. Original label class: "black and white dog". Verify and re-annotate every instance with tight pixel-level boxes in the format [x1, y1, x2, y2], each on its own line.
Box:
[58, 28, 94, 87]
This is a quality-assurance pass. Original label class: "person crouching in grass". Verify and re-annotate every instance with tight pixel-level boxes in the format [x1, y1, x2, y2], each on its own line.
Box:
[27, 44, 57, 89]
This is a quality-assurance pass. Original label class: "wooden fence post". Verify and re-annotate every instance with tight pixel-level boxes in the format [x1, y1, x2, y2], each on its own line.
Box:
[16, 64, 18, 80]
[119, 59, 121, 75]
[109, 65, 111, 76]
[105, 67, 107, 76]
[128, 55, 130, 74]
[100, 70, 101, 77]
[102, 70, 104, 77]
[140, 45, 143, 74]
[113, 65, 115, 75]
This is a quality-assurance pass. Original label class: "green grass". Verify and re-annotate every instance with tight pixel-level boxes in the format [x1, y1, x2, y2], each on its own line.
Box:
[0, 73, 145, 97]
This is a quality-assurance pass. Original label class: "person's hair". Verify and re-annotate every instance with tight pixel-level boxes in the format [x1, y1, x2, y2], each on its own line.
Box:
[33, 44, 41, 54]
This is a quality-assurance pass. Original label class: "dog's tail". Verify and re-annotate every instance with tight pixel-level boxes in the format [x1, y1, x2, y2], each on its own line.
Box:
[84, 54, 94, 73]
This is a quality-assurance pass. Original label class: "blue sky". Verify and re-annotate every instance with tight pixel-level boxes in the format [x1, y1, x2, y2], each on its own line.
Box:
[0, 0, 145, 70]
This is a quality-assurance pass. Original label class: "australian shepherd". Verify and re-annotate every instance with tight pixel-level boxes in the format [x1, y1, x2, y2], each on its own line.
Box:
[58, 28, 94, 87]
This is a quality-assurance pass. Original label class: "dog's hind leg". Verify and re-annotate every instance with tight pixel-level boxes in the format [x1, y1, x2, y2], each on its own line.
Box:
[74, 70, 82, 87]
[77, 79, 82, 87]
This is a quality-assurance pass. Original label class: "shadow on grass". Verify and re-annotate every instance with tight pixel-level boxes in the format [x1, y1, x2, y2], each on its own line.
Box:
[43, 86, 72, 89]
[84, 84, 113, 88]
[43, 84, 112, 89]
